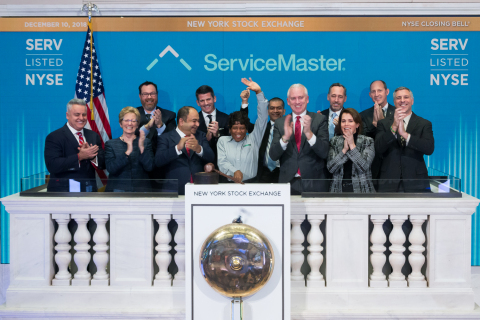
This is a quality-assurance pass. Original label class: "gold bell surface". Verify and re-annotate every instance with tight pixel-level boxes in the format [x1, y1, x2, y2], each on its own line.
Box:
[199, 220, 275, 298]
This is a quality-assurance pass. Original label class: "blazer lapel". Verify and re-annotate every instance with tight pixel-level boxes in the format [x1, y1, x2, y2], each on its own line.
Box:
[406, 112, 419, 134]
[63, 124, 81, 148]
[289, 114, 300, 154]
[198, 111, 207, 133]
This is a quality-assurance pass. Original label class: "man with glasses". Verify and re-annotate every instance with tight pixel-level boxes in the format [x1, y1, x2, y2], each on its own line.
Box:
[136, 81, 176, 190]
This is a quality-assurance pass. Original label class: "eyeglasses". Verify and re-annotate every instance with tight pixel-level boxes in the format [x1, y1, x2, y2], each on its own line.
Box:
[141, 92, 158, 97]
[122, 119, 138, 124]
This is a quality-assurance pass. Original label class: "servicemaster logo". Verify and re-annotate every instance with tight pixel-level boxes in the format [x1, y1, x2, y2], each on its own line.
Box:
[146, 45, 192, 71]
[204, 54, 346, 72]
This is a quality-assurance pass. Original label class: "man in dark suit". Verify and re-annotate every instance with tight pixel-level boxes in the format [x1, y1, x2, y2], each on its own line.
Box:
[269, 84, 329, 194]
[319, 83, 347, 141]
[375, 87, 434, 193]
[360, 80, 396, 183]
[239, 89, 285, 183]
[155, 106, 215, 195]
[195, 85, 229, 168]
[44, 99, 105, 192]
[136, 81, 176, 190]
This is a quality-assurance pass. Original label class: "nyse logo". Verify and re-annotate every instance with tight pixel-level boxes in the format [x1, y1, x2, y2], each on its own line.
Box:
[430, 38, 468, 86]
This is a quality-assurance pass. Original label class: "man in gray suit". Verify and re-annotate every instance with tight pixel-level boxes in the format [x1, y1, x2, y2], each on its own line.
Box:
[269, 84, 329, 194]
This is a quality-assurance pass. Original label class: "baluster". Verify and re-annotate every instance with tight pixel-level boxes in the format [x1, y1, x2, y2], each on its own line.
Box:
[91, 215, 109, 286]
[408, 215, 427, 287]
[173, 215, 185, 287]
[369, 215, 387, 287]
[291, 217, 305, 286]
[72, 214, 92, 286]
[388, 215, 407, 287]
[52, 214, 72, 286]
[306, 215, 325, 287]
[154, 215, 172, 286]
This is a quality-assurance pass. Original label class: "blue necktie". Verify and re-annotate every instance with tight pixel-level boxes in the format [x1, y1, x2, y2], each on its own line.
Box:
[329, 112, 337, 140]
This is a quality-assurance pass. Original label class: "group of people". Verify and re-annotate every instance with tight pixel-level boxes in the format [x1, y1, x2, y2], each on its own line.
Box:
[44, 79, 434, 195]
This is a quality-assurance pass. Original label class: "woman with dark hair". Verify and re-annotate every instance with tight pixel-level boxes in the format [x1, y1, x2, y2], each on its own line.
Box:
[105, 107, 154, 192]
[217, 78, 268, 182]
[327, 108, 375, 193]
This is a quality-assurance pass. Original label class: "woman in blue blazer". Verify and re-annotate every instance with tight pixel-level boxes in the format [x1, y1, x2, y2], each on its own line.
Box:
[105, 107, 154, 192]
[327, 108, 375, 193]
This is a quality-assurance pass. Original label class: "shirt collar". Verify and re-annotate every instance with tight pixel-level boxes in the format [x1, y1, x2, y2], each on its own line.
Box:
[404, 112, 413, 125]
[329, 108, 342, 118]
[66, 122, 84, 136]
[292, 110, 307, 119]
[176, 127, 187, 138]
[143, 107, 156, 115]
[203, 108, 216, 119]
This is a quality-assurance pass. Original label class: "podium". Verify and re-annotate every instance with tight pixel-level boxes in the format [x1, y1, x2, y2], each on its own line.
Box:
[185, 183, 291, 320]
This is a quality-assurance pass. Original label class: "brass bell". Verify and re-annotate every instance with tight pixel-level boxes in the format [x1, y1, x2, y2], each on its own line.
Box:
[199, 217, 275, 298]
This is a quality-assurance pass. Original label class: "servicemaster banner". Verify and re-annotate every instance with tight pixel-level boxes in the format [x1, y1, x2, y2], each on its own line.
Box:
[0, 17, 479, 264]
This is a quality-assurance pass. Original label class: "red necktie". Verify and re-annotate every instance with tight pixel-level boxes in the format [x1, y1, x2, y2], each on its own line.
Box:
[77, 132, 84, 145]
[295, 116, 301, 175]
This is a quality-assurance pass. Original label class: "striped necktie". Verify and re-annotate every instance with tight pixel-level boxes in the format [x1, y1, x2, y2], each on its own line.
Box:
[76, 132, 84, 145]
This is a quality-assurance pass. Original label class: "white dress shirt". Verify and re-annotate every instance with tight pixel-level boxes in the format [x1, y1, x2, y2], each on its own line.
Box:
[174, 127, 204, 156]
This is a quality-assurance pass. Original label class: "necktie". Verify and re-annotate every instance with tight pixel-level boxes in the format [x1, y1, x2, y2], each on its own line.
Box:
[329, 113, 337, 140]
[383, 108, 387, 118]
[76, 132, 84, 145]
[207, 115, 213, 125]
[295, 116, 301, 175]
[399, 120, 406, 146]
[265, 125, 277, 171]
[185, 144, 193, 183]
[146, 114, 151, 121]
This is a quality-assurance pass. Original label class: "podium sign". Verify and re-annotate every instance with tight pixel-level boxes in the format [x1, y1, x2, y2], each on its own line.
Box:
[185, 183, 291, 320]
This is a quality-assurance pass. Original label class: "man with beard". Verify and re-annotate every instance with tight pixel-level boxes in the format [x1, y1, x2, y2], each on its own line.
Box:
[137, 81, 176, 190]
[44, 98, 105, 192]
[155, 106, 215, 195]
[320, 83, 348, 140]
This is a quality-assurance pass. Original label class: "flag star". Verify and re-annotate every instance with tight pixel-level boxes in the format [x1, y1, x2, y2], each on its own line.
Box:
[82, 60, 87, 65]
[87, 39, 91, 44]
[94, 72, 97, 77]
[81, 67, 85, 72]
[84, 91, 88, 95]
[80, 74, 84, 79]
[93, 49, 96, 53]
[78, 88, 82, 93]
[99, 81, 102, 86]
[84, 53, 88, 58]
[79, 81, 83, 86]
[87, 69, 91, 74]
[93, 79, 97, 83]
[97, 88, 101, 92]
[99, 75, 102, 79]
[88, 32, 91, 36]
[83, 97, 87, 101]
[86, 46, 90, 51]
[95, 65, 99, 70]
[85, 83, 89, 88]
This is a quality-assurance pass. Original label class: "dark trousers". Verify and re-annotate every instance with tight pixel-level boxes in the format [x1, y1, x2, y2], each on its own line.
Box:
[257, 166, 280, 183]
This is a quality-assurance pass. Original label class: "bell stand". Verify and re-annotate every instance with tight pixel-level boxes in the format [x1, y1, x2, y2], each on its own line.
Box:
[231, 297, 243, 320]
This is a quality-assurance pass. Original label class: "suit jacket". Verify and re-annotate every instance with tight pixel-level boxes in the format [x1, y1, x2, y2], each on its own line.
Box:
[360, 103, 395, 180]
[327, 135, 375, 193]
[360, 103, 395, 139]
[44, 124, 105, 192]
[198, 109, 229, 168]
[137, 106, 176, 183]
[269, 111, 329, 190]
[375, 112, 434, 192]
[155, 129, 215, 195]
[104, 137, 154, 192]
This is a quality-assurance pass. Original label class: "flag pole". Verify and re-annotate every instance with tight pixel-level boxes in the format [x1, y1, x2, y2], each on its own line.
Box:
[88, 20, 94, 121]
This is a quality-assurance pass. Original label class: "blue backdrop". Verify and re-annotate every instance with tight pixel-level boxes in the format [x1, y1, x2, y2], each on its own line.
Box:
[1, 28, 479, 264]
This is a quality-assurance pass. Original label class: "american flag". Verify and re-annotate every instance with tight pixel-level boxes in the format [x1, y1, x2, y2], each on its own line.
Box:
[75, 23, 111, 184]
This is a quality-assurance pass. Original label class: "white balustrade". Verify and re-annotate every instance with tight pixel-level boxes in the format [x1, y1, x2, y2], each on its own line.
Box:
[291, 217, 305, 286]
[154, 215, 172, 286]
[408, 215, 427, 288]
[388, 215, 408, 288]
[369, 215, 388, 287]
[1, 194, 478, 314]
[71, 214, 92, 286]
[173, 215, 185, 287]
[91, 214, 109, 286]
[306, 214, 325, 287]
[52, 214, 72, 286]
